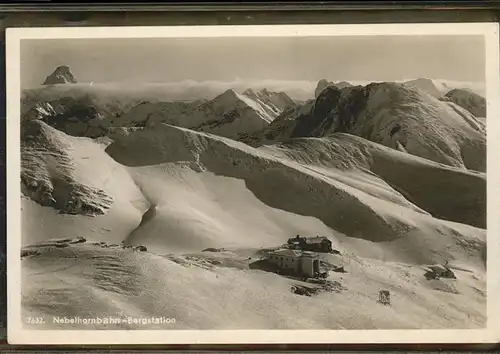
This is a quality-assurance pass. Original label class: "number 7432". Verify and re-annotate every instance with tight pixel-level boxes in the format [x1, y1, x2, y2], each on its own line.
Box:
[25, 316, 46, 324]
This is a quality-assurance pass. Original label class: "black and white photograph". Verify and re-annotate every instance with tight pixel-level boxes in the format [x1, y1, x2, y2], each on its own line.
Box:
[6, 24, 500, 345]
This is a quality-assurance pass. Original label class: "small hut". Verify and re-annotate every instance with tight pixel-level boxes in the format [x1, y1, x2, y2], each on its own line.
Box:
[424, 263, 456, 280]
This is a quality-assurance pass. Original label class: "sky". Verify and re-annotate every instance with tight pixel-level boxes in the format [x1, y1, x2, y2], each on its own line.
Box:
[20, 35, 485, 89]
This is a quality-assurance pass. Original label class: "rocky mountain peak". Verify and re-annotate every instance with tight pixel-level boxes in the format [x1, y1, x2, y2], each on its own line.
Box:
[218, 88, 239, 99]
[243, 88, 257, 97]
[42, 65, 78, 85]
[315, 79, 355, 97]
[403, 78, 442, 98]
[315, 79, 334, 98]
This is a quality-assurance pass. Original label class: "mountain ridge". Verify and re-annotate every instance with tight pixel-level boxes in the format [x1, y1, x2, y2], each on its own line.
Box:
[255, 82, 486, 172]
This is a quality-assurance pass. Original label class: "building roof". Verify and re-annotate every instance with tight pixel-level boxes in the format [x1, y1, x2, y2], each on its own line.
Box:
[305, 236, 330, 244]
[269, 249, 318, 258]
[300, 251, 319, 258]
[427, 264, 448, 273]
[288, 236, 331, 244]
[270, 249, 302, 258]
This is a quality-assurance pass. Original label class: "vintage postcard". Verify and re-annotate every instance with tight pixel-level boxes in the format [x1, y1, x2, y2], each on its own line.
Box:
[6, 23, 500, 345]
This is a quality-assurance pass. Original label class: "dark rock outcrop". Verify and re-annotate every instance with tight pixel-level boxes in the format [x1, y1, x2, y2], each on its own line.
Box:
[315, 79, 353, 97]
[22, 96, 108, 138]
[444, 88, 486, 118]
[21, 120, 114, 216]
[315, 79, 333, 98]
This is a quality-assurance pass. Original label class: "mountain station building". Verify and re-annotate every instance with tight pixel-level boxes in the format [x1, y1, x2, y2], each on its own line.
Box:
[266, 249, 320, 278]
[287, 235, 333, 253]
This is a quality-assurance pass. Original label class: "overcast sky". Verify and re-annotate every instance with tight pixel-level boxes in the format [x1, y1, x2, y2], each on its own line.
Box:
[20, 35, 485, 88]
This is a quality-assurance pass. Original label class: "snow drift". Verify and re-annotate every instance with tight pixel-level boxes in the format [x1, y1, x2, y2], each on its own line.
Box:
[21, 239, 485, 330]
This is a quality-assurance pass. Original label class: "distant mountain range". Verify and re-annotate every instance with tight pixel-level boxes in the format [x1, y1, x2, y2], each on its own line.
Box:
[313, 77, 487, 120]
[33, 65, 486, 102]
[23, 67, 487, 173]
[23, 86, 295, 141]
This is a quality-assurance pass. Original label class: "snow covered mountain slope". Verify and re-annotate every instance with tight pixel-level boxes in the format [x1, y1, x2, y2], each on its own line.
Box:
[21, 239, 485, 330]
[104, 123, 485, 265]
[258, 83, 486, 172]
[243, 88, 296, 112]
[21, 120, 113, 216]
[21, 120, 148, 246]
[196, 88, 277, 126]
[19, 71, 488, 331]
[20, 120, 486, 330]
[116, 89, 281, 140]
[443, 88, 487, 118]
[261, 134, 486, 229]
[403, 78, 443, 98]
[22, 120, 484, 263]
